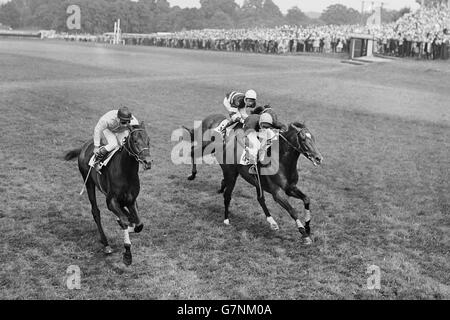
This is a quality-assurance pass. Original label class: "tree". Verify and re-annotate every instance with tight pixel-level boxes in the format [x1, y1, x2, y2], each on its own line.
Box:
[199, 0, 237, 28]
[172, 8, 204, 31]
[320, 4, 361, 25]
[286, 6, 310, 26]
[393, 7, 411, 20]
[261, 0, 284, 27]
[0, 2, 21, 28]
[379, 7, 411, 23]
[238, 0, 286, 27]
[207, 10, 235, 29]
[200, 0, 237, 19]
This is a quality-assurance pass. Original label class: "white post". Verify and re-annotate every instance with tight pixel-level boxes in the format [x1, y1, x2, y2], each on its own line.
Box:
[113, 21, 117, 44]
[117, 19, 122, 45]
[351, 39, 356, 59]
[367, 39, 374, 57]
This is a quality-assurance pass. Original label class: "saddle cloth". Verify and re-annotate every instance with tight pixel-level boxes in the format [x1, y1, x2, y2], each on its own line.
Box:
[216, 120, 279, 166]
[88, 147, 120, 169]
[239, 132, 278, 166]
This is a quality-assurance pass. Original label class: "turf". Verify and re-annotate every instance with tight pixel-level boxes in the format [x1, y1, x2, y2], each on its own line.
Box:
[0, 39, 449, 299]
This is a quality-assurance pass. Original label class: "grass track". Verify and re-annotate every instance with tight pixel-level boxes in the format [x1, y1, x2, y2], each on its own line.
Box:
[0, 39, 449, 299]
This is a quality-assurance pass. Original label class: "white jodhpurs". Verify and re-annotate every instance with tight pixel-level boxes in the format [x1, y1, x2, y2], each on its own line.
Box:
[246, 131, 261, 164]
[101, 129, 130, 152]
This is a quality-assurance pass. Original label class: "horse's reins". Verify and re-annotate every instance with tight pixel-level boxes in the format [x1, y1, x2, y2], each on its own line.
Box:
[279, 128, 307, 155]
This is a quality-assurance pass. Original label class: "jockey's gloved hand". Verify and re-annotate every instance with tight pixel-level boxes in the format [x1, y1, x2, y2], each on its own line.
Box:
[94, 146, 100, 155]
[94, 146, 108, 158]
[230, 114, 240, 122]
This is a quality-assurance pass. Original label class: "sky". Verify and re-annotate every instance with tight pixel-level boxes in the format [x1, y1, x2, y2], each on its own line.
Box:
[168, 0, 421, 13]
[0, 0, 421, 13]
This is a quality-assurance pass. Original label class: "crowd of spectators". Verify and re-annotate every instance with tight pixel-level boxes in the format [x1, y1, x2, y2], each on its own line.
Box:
[49, 5, 450, 60]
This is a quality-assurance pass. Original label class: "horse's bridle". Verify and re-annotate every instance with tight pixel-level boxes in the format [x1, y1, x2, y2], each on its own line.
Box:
[123, 128, 150, 165]
[279, 126, 308, 155]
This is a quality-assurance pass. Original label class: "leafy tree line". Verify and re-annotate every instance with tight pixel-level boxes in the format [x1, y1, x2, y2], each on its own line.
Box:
[0, 0, 412, 33]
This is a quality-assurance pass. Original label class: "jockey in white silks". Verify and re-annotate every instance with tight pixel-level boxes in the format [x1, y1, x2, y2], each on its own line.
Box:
[221, 89, 257, 133]
[245, 107, 286, 173]
[93, 106, 139, 162]
[246, 113, 277, 166]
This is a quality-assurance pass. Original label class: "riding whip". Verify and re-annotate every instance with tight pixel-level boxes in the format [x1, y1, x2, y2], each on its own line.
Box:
[79, 166, 93, 196]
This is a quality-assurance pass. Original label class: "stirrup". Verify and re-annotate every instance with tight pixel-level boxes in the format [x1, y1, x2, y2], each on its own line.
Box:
[94, 161, 103, 175]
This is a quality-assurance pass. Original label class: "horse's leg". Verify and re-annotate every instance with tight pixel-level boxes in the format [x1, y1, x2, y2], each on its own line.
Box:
[286, 186, 311, 236]
[218, 179, 226, 194]
[187, 144, 197, 181]
[106, 197, 132, 265]
[86, 181, 112, 254]
[272, 188, 312, 245]
[252, 175, 279, 230]
[106, 197, 130, 228]
[223, 167, 239, 225]
[256, 191, 279, 231]
[127, 201, 144, 234]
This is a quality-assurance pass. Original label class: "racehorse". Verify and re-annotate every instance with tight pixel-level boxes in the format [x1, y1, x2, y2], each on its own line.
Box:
[64, 122, 151, 265]
[183, 114, 323, 245]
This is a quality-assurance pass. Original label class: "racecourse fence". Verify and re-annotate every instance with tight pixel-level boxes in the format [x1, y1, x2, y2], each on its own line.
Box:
[52, 32, 450, 60]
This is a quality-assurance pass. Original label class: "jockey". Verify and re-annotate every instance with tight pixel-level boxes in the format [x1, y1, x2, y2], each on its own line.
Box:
[251, 104, 287, 132]
[222, 89, 257, 133]
[93, 106, 139, 163]
[245, 106, 286, 173]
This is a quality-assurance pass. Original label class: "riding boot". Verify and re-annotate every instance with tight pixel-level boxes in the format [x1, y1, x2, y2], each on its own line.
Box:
[94, 147, 108, 174]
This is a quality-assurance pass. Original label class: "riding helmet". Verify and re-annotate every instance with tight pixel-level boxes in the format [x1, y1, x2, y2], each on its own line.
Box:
[117, 106, 133, 121]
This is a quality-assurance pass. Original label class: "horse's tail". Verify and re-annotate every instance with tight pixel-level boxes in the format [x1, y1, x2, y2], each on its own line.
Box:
[64, 148, 82, 161]
[182, 126, 194, 143]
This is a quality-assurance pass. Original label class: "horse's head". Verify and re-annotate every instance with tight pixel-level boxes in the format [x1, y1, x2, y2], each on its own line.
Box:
[286, 122, 323, 166]
[125, 121, 152, 170]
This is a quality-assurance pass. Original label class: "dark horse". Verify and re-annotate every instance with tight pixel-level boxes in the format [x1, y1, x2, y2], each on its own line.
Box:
[64, 122, 151, 265]
[184, 114, 323, 245]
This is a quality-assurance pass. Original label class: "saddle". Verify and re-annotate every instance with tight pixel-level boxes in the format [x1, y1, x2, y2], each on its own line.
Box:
[89, 147, 120, 173]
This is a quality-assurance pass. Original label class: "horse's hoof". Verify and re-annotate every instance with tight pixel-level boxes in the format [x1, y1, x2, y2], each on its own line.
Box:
[302, 237, 313, 246]
[270, 223, 280, 231]
[134, 223, 144, 233]
[267, 217, 279, 231]
[104, 246, 113, 255]
[187, 174, 196, 181]
[224, 219, 230, 226]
